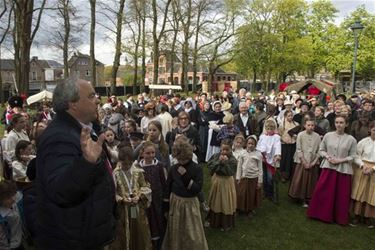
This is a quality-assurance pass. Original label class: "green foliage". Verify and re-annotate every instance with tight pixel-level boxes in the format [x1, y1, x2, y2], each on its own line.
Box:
[233, 0, 375, 83]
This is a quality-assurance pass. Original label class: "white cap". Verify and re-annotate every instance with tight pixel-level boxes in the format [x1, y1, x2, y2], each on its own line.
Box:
[102, 103, 112, 110]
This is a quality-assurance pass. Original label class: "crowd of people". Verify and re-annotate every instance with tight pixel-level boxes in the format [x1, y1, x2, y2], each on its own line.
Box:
[0, 77, 374, 249]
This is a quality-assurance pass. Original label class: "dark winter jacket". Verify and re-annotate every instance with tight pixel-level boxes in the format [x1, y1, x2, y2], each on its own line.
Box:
[35, 111, 116, 249]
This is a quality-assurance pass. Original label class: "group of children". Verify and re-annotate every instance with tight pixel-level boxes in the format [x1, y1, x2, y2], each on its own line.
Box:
[1, 95, 374, 249]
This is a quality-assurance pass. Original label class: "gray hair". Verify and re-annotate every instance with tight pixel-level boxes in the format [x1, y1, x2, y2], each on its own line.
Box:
[239, 101, 247, 108]
[52, 77, 81, 112]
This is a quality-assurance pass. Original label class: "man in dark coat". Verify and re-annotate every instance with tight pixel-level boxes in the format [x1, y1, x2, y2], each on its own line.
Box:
[35, 78, 116, 249]
[234, 101, 260, 137]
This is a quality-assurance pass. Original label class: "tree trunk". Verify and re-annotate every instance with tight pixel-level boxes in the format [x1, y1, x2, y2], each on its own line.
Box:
[89, 0, 96, 87]
[132, 7, 142, 96]
[170, 31, 178, 85]
[140, 1, 146, 93]
[0, 49, 4, 105]
[192, 8, 201, 93]
[207, 63, 215, 94]
[151, 0, 172, 87]
[14, 0, 33, 95]
[252, 67, 257, 93]
[152, 0, 159, 86]
[110, 0, 126, 95]
[152, 43, 159, 86]
[63, 0, 70, 79]
[181, 0, 192, 93]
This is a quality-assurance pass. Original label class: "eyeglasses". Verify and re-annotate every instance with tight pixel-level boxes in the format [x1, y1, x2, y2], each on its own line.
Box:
[179, 117, 189, 120]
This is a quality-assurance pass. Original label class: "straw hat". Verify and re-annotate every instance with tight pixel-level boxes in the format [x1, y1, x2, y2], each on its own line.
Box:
[284, 100, 293, 106]
[221, 102, 232, 112]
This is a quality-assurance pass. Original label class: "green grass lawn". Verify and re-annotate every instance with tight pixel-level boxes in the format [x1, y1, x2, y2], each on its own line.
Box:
[202, 167, 375, 250]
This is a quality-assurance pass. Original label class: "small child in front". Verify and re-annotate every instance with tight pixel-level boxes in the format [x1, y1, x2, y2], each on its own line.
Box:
[206, 139, 238, 231]
[236, 135, 263, 216]
[257, 120, 281, 204]
[288, 118, 321, 207]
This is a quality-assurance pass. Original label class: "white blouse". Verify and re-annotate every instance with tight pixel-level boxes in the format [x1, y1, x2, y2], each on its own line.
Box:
[236, 150, 263, 183]
[256, 134, 281, 167]
[354, 136, 375, 166]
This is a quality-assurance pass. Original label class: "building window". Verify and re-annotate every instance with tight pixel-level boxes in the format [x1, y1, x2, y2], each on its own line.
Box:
[203, 76, 207, 81]
[86, 70, 90, 76]
[79, 60, 88, 65]
[32, 72, 37, 80]
[223, 76, 226, 81]
[217, 76, 221, 81]
[173, 77, 179, 84]
[159, 57, 164, 65]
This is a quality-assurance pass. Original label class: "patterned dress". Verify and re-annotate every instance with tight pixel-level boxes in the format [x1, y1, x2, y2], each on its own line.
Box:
[109, 165, 152, 250]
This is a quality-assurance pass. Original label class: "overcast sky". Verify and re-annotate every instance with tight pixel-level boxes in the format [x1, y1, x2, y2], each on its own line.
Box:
[10, 0, 375, 66]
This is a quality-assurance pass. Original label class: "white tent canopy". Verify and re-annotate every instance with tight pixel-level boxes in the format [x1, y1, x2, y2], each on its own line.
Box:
[27, 90, 53, 105]
[149, 84, 182, 90]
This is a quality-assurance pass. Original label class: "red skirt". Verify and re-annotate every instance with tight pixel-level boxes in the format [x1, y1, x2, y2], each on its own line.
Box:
[307, 168, 351, 225]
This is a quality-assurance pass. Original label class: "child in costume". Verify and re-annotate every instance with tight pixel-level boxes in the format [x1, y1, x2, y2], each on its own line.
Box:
[288, 118, 321, 207]
[109, 147, 152, 250]
[162, 140, 208, 250]
[137, 142, 166, 250]
[206, 139, 237, 231]
[236, 135, 263, 216]
[257, 119, 281, 204]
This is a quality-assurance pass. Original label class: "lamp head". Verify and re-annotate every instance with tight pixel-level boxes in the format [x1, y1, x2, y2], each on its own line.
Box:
[350, 20, 364, 36]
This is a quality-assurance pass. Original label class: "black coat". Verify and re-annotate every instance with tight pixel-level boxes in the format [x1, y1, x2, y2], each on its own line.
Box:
[168, 126, 201, 159]
[35, 111, 116, 249]
[233, 112, 260, 137]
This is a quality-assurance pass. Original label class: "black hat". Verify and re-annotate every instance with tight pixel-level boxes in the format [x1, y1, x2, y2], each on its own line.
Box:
[294, 98, 303, 104]
[336, 94, 347, 101]
[129, 132, 144, 141]
[8, 96, 23, 108]
[300, 101, 310, 108]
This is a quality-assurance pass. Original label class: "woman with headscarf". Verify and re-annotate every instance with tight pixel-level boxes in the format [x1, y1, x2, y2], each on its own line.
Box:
[205, 101, 225, 162]
[197, 101, 211, 162]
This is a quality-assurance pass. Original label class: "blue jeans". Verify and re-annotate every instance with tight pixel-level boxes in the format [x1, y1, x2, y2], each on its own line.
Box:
[263, 164, 279, 203]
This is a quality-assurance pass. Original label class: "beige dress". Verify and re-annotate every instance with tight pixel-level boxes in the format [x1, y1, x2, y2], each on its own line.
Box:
[108, 165, 152, 250]
[289, 131, 321, 200]
[351, 136, 375, 218]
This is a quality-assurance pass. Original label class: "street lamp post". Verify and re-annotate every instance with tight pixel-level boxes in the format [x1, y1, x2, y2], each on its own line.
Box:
[350, 20, 364, 94]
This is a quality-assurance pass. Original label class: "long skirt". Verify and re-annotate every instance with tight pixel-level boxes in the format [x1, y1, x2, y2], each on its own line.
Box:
[288, 164, 319, 201]
[351, 161, 375, 218]
[237, 177, 262, 213]
[109, 205, 152, 250]
[205, 128, 220, 162]
[161, 193, 208, 250]
[199, 125, 209, 162]
[307, 168, 352, 225]
[207, 174, 236, 228]
[280, 143, 296, 180]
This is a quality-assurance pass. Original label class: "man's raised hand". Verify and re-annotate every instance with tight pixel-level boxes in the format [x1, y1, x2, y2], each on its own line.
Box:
[80, 127, 105, 164]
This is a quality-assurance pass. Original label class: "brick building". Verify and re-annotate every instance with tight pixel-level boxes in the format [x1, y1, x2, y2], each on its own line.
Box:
[145, 50, 237, 86]
[68, 52, 105, 86]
